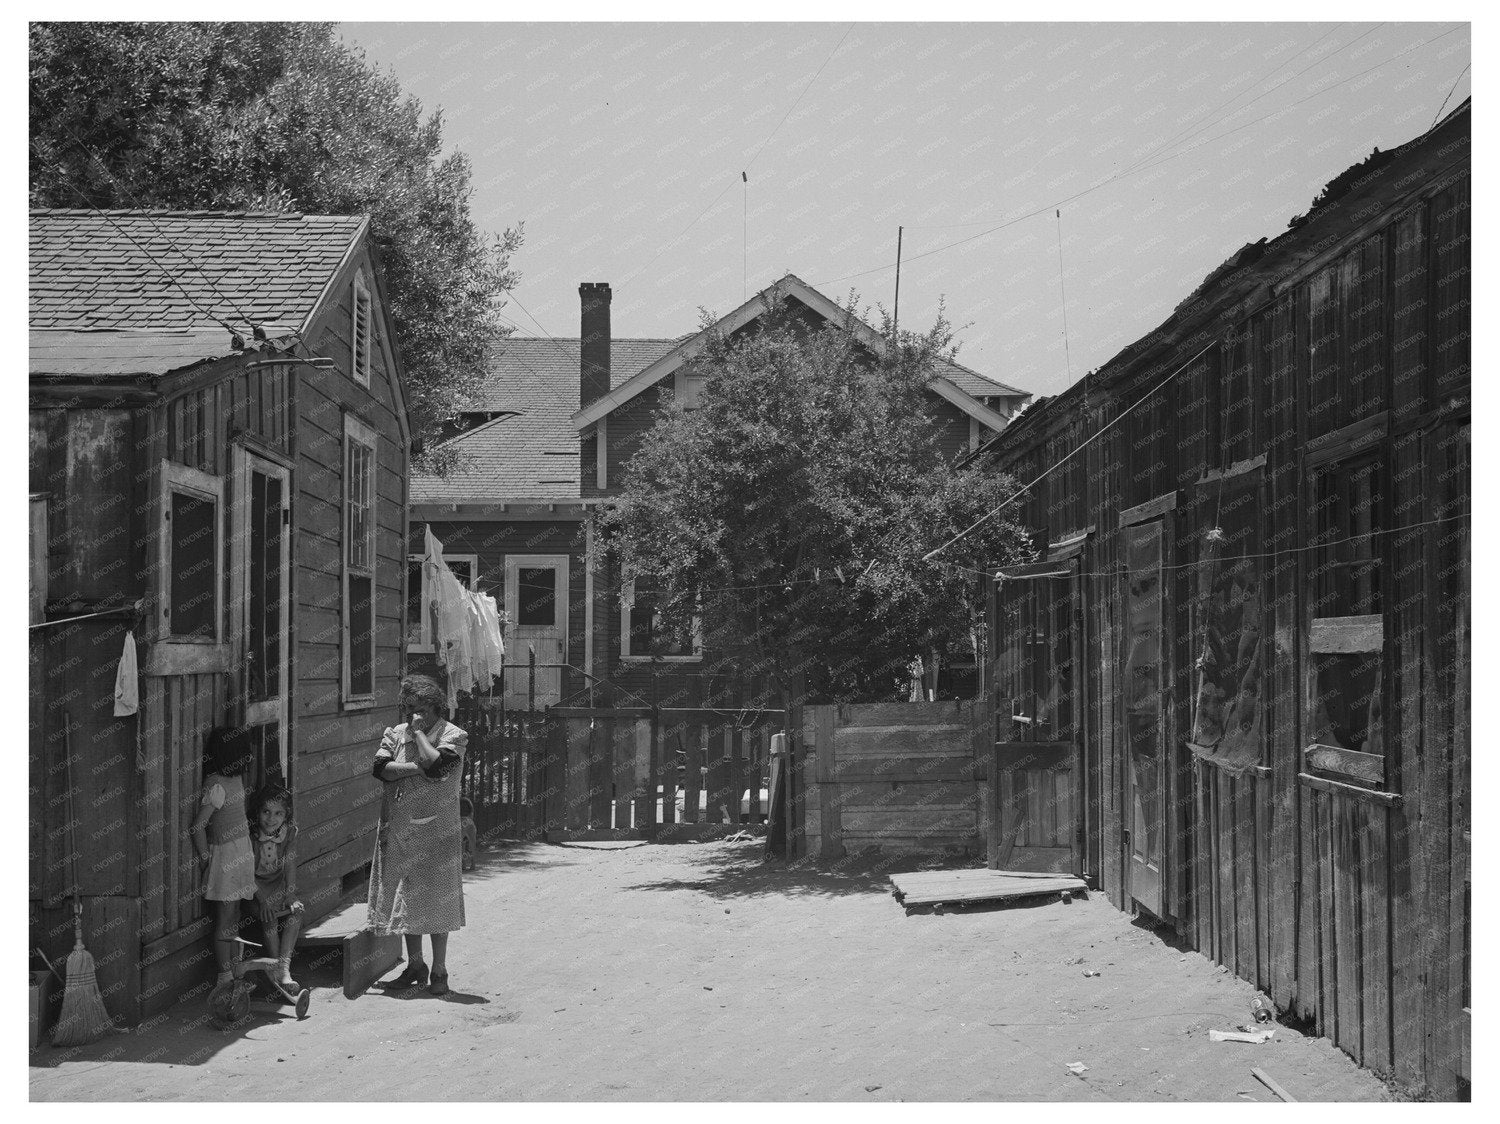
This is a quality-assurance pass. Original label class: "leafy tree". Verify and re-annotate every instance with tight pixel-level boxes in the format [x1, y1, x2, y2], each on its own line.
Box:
[29, 21, 520, 469]
[598, 301, 1032, 708]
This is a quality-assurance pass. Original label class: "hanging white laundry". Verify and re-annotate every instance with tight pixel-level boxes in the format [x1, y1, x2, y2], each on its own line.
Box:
[113, 630, 139, 717]
[422, 525, 477, 708]
[474, 591, 506, 675]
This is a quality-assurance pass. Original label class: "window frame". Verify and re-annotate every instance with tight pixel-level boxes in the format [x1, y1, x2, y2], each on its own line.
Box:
[406, 551, 479, 653]
[158, 460, 225, 644]
[351, 270, 373, 387]
[620, 575, 703, 662]
[1301, 423, 1390, 793]
[342, 414, 378, 707]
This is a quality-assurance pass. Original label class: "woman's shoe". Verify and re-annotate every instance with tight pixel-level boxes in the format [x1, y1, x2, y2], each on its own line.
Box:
[429, 970, 449, 997]
[384, 961, 429, 990]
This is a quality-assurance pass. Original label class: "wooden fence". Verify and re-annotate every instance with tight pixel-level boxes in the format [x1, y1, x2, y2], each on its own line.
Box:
[452, 700, 785, 841]
[794, 701, 988, 859]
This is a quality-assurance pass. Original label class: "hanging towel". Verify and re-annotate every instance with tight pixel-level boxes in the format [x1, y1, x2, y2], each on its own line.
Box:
[114, 631, 139, 717]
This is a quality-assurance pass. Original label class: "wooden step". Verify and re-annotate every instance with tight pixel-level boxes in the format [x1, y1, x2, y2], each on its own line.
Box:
[889, 868, 1087, 907]
[300, 899, 402, 999]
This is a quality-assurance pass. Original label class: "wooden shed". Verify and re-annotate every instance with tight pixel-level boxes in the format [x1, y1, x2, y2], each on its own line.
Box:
[972, 102, 1469, 1096]
[29, 210, 411, 1023]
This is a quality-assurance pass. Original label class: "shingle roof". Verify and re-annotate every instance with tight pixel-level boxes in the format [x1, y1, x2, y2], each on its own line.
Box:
[411, 337, 678, 504]
[29, 210, 366, 356]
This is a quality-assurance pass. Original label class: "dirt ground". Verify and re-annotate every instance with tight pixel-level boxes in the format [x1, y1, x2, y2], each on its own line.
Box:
[31, 839, 1389, 1102]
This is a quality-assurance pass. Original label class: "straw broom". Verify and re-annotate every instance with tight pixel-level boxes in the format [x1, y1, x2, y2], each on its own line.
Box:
[51, 711, 112, 1046]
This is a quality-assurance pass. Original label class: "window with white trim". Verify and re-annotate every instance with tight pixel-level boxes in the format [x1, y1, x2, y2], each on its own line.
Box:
[351, 271, 372, 387]
[160, 462, 224, 642]
[406, 553, 478, 653]
[621, 575, 701, 660]
[343, 415, 377, 703]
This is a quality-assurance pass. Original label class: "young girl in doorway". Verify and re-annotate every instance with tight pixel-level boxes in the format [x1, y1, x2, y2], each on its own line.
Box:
[250, 784, 304, 990]
[190, 727, 257, 989]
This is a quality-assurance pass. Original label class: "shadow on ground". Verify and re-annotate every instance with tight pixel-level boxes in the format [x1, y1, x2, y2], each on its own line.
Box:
[621, 840, 990, 901]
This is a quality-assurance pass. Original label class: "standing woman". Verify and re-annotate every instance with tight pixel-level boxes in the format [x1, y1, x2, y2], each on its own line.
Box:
[368, 674, 468, 995]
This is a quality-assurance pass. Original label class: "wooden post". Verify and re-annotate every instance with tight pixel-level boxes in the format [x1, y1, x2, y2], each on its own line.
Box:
[633, 717, 652, 830]
[683, 723, 702, 824]
[728, 724, 743, 824]
[607, 716, 629, 830]
[659, 717, 677, 826]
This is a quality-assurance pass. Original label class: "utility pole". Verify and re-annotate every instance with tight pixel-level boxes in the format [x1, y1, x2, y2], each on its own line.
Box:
[893, 225, 903, 337]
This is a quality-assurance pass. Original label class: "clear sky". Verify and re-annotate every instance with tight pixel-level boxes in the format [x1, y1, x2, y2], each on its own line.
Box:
[339, 20, 1470, 399]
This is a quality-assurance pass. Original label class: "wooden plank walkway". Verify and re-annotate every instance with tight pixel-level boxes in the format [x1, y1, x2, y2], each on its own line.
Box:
[889, 868, 1088, 907]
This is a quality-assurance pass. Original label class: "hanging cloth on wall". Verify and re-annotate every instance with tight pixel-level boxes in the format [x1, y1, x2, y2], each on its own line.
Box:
[113, 631, 139, 717]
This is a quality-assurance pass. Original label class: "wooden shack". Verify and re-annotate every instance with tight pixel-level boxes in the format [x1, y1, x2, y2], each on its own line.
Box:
[972, 101, 1469, 1096]
[29, 210, 411, 1023]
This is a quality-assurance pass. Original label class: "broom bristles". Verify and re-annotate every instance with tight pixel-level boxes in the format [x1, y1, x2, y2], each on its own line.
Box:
[50, 945, 112, 1046]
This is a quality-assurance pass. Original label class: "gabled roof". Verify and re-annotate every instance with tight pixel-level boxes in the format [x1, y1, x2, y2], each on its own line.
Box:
[410, 337, 680, 504]
[572, 272, 1029, 430]
[30, 209, 369, 377]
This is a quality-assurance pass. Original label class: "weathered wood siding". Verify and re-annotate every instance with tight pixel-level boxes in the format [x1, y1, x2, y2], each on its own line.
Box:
[979, 117, 1468, 1095]
[292, 244, 410, 918]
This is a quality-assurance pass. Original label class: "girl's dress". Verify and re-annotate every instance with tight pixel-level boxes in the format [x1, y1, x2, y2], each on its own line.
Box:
[202, 773, 256, 901]
[252, 822, 298, 915]
[367, 719, 468, 936]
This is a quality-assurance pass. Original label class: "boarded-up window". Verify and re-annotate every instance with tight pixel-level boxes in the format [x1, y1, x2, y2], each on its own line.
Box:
[622, 576, 699, 659]
[352, 272, 372, 387]
[344, 415, 377, 701]
[160, 462, 223, 641]
[1189, 471, 1264, 768]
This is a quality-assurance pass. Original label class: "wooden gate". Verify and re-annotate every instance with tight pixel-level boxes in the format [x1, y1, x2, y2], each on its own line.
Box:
[453, 698, 554, 841]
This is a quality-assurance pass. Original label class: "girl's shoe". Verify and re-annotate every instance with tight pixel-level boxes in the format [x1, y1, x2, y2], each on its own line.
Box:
[384, 961, 429, 990]
[429, 970, 449, 997]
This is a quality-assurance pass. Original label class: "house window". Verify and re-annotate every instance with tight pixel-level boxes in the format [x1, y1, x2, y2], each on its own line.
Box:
[343, 415, 377, 703]
[1304, 448, 1385, 787]
[160, 462, 224, 642]
[406, 553, 478, 653]
[621, 576, 701, 660]
[351, 271, 372, 387]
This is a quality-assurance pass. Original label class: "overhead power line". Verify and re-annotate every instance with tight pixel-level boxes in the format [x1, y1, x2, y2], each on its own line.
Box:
[820, 23, 1465, 289]
[922, 343, 1216, 562]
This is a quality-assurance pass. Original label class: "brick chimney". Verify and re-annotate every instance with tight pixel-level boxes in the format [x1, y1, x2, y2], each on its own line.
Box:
[579, 282, 611, 408]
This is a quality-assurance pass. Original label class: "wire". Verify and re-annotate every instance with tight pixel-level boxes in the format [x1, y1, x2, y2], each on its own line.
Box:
[31, 143, 249, 339]
[1055, 210, 1072, 386]
[923, 343, 1216, 561]
[1431, 62, 1471, 129]
[744, 23, 853, 174]
[934, 513, 1468, 582]
[1114, 23, 1350, 179]
[1118, 23, 1379, 178]
[43, 126, 263, 332]
[819, 24, 1466, 288]
[623, 24, 852, 295]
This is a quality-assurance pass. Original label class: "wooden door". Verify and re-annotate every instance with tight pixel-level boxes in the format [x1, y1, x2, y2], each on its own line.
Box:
[230, 447, 291, 787]
[503, 554, 568, 709]
[990, 562, 1082, 874]
[1121, 519, 1167, 916]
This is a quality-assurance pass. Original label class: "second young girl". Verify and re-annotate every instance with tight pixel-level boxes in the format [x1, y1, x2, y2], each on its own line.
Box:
[190, 726, 257, 989]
